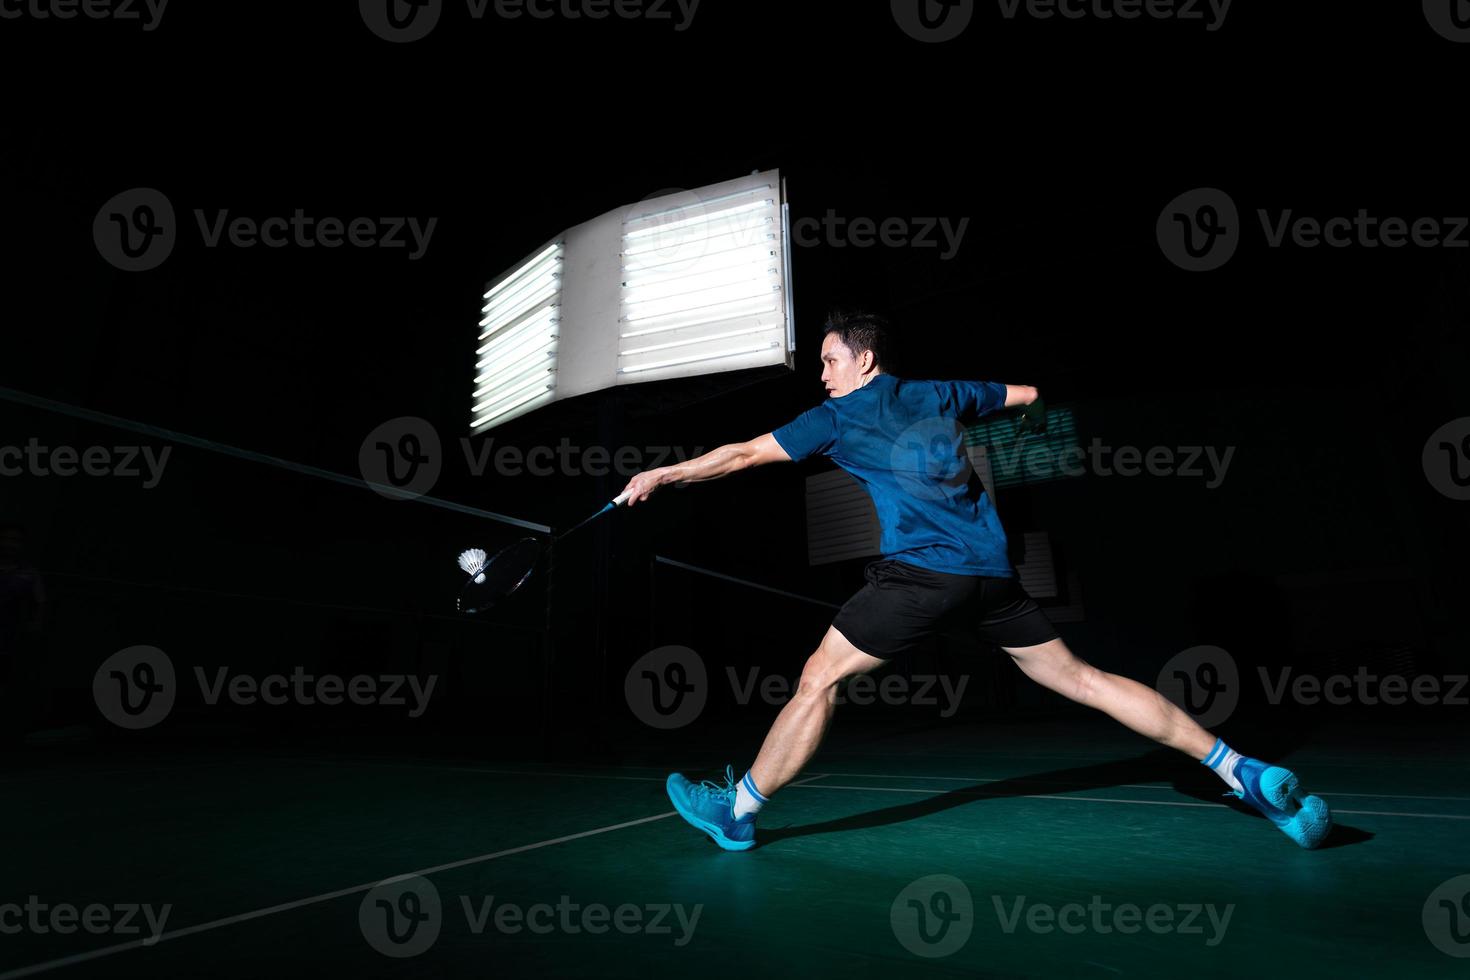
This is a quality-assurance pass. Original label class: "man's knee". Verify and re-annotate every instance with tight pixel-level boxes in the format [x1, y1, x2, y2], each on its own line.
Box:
[795, 632, 863, 700]
[1007, 639, 1097, 703]
[795, 650, 842, 702]
[1069, 660, 1103, 704]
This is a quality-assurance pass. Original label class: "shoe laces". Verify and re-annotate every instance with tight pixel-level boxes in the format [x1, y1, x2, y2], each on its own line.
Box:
[690, 764, 737, 806]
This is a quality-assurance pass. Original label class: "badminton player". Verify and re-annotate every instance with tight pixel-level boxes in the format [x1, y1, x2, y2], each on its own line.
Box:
[619, 311, 1332, 852]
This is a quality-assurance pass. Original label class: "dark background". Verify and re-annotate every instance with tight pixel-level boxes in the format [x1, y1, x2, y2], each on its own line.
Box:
[0, 1, 1466, 756]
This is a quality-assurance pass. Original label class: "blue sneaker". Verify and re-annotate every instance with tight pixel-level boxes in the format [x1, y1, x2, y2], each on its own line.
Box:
[1231, 757, 1332, 849]
[665, 765, 757, 851]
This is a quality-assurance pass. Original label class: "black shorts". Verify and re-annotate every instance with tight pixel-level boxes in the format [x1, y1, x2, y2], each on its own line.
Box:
[831, 558, 1061, 660]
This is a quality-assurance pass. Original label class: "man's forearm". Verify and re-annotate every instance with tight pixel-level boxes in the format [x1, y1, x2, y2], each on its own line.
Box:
[666, 443, 752, 484]
[1004, 384, 1040, 408]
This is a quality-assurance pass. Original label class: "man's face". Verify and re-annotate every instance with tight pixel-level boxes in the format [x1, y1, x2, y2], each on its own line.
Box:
[819, 332, 874, 398]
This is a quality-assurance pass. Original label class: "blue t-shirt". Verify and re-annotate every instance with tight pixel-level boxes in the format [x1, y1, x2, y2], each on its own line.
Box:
[771, 374, 1013, 577]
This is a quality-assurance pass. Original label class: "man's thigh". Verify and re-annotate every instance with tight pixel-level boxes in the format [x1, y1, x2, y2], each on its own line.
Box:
[810, 625, 889, 684]
[1001, 637, 1089, 698]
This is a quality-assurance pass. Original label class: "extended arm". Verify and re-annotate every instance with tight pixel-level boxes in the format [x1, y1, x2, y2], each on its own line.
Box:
[1004, 384, 1041, 408]
[619, 433, 789, 506]
[1008, 384, 1047, 434]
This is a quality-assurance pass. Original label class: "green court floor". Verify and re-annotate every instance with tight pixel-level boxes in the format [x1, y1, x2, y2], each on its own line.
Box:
[3, 718, 1467, 978]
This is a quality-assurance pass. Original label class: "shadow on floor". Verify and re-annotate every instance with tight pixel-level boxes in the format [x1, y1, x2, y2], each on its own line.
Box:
[758, 748, 1372, 850]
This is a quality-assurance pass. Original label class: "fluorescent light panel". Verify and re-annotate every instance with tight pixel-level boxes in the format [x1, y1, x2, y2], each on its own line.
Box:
[469, 173, 792, 431]
[618, 340, 782, 378]
[618, 186, 786, 381]
[472, 242, 563, 431]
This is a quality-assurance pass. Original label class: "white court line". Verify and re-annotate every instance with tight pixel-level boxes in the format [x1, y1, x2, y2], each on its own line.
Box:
[330, 764, 1470, 822]
[1334, 809, 1470, 819]
[1315, 791, 1470, 802]
[0, 811, 677, 980]
[27, 757, 1470, 805]
[299, 758, 1470, 805]
[793, 783, 1221, 808]
[814, 748, 1470, 770]
[9, 766, 1464, 977]
[765, 770, 1470, 804]
[286, 759, 669, 783]
[288, 760, 823, 788]
[288, 760, 1470, 819]
[787, 782, 1470, 819]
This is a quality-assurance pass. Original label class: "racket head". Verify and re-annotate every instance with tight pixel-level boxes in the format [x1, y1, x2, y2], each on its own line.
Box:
[456, 537, 547, 614]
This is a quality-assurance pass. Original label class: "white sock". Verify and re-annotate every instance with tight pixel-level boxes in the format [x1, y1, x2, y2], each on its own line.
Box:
[1202, 738, 1244, 793]
[732, 770, 768, 819]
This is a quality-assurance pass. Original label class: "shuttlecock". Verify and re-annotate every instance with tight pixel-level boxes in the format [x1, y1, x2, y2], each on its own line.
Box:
[458, 548, 488, 584]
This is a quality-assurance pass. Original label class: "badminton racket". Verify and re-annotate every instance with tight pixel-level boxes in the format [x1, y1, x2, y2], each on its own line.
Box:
[455, 489, 632, 614]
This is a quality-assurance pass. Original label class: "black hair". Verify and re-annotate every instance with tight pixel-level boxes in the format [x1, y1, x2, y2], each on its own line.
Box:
[822, 309, 891, 372]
